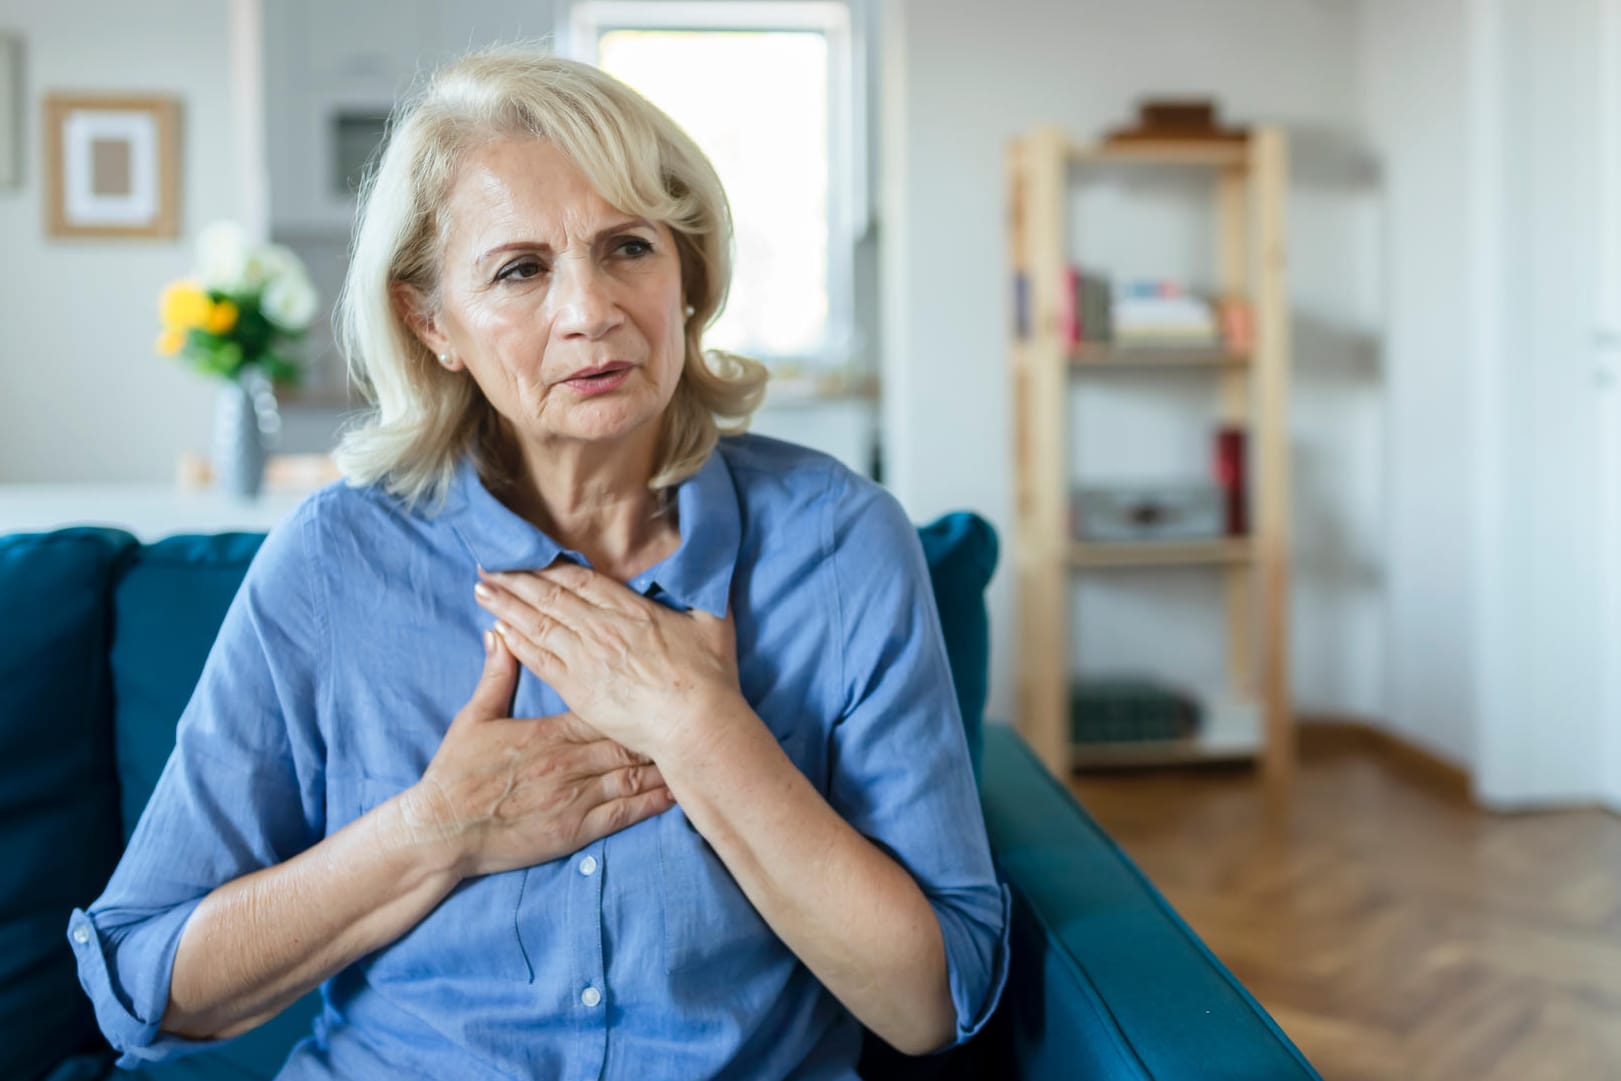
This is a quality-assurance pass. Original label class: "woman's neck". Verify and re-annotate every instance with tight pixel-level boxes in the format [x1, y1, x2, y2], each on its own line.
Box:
[495, 426, 679, 581]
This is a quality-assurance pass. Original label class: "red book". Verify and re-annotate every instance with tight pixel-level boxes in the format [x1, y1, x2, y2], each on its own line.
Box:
[1214, 425, 1248, 536]
[1060, 266, 1081, 348]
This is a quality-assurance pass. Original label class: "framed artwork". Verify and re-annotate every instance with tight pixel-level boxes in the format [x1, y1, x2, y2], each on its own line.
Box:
[0, 34, 20, 190]
[43, 94, 181, 238]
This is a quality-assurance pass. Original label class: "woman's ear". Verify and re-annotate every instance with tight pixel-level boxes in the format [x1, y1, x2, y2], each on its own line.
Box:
[390, 281, 455, 364]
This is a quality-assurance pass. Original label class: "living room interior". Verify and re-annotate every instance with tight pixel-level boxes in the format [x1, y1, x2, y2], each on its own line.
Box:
[4, 1, 1621, 1079]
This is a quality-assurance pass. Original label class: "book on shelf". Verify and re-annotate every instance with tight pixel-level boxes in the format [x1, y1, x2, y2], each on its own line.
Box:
[1057, 267, 1113, 348]
[1057, 271, 1257, 354]
[1059, 266, 1080, 346]
[1214, 424, 1248, 536]
[1112, 279, 1220, 346]
[1024, 267, 1254, 354]
[1013, 271, 1030, 340]
[1078, 270, 1112, 345]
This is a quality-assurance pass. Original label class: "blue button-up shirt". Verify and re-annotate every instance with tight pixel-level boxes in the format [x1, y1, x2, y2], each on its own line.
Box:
[67, 432, 1010, 1080]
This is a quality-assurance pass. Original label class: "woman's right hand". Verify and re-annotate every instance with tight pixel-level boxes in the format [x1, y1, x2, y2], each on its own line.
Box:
[397, 630, 675, 881]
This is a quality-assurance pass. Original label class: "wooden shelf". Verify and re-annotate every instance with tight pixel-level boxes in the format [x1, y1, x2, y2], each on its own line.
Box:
[1007, 124, 1294, 789]
[1069, 140, 1249, 169]
[762, 372, 880, 407]
[1072, 736, 1258, 769]
[1070, 538, 1253, 569]
[1070, 344, 1252, 369]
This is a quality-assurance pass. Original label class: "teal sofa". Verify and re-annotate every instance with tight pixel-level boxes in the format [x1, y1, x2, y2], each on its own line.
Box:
[3, 517, 1319, 1081]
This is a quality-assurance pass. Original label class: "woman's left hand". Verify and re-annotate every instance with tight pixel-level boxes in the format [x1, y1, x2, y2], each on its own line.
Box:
[473, 561, 741, 760]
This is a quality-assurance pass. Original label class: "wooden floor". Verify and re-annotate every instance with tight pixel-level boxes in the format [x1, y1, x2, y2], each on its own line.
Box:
[1069, 736, 1621, 1081]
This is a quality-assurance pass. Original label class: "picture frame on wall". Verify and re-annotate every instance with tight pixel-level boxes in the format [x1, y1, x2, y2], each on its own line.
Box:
[43, 94, 181, 239]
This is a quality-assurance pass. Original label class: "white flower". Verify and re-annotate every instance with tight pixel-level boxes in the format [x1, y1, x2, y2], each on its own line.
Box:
[196, 221, 251, 291]
[262, 270, 319, 331]
[259, 243, 305, 286]
[196, 224, 315, 297]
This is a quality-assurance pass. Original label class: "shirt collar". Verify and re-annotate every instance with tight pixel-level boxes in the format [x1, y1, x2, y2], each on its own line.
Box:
[441, 444, 740, 617]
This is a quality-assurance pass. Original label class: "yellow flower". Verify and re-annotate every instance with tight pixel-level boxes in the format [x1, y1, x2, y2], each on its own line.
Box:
[159, 280, 212, 331]
[155, 328, 185, 356]
[205, 299, 240, 335]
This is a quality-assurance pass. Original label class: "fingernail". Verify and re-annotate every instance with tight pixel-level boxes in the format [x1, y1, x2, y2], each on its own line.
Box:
[474, 582, 493, 600]
[483, 629, 494, 655]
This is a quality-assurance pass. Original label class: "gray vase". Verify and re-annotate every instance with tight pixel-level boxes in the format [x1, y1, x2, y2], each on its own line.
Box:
[212, 369, 282, 497]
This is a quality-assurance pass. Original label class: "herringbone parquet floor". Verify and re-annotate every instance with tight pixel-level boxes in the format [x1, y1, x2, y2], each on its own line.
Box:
[1070, 736, 1621, 1081]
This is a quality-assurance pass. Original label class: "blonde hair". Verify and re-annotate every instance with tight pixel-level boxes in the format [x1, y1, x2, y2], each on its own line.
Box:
[331, 40, 768, 512]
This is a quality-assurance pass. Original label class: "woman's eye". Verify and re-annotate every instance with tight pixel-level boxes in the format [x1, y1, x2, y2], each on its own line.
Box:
[618, 237, 653, 257]
[498, 260, 543, 282]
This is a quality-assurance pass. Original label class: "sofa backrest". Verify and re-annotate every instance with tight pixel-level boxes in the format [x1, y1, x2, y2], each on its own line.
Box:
[104, 514, 997, 838]
[110, 533, 272, 843]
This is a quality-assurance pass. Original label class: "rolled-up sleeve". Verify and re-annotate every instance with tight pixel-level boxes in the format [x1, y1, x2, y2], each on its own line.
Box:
[66, 504, 327, 1067]
[822, 470, 1011, 1050]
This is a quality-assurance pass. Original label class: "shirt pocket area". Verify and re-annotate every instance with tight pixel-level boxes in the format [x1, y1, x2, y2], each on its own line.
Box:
[353, 773, 534, 984]
[658, 805, 782, 976]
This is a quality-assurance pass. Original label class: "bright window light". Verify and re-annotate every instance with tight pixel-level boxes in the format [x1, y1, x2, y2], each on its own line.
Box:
[570, 3, 857, 369]
[598, 30, 828, 360]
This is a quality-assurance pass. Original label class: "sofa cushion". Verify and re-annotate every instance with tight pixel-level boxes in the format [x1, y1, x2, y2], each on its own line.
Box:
[980, 724, 1321, 1080]
[0, 528, 137, 1081]
[110, 533, 268, 842]
[916, 512, 998, 779]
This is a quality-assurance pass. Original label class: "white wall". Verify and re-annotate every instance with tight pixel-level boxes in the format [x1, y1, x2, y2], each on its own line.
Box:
[1353, 0, 1613, 803]
[1355, 0, 1481, 768]
[0, 1, 245, 483]
[1600, 0, 1621, 814]
[881, 0, 1380, 730]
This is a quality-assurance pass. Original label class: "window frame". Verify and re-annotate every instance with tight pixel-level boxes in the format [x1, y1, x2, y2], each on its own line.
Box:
[561, 1, 865, 369]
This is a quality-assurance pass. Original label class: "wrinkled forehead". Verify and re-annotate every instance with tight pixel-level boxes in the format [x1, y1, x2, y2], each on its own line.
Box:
[439, 137, 668, 266]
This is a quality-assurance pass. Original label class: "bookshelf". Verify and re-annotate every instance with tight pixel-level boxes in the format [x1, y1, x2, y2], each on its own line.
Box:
[1006, 125, 1294, 787]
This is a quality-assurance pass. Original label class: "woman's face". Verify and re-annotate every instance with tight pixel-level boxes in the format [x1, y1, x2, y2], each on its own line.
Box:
[411, 137, 688, 452]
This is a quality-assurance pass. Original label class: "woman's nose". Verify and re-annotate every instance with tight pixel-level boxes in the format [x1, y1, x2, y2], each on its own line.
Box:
[551, 258, 624, 340]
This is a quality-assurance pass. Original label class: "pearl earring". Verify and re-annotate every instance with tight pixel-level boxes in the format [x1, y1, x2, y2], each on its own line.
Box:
[437, 352, 453, 368]
[685, 305, 696, 317]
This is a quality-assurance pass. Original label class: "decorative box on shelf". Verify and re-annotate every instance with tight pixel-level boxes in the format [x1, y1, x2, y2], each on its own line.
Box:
[1071, 681, 1264, 769]
[1070, 484, 1227, 544]
[1070, 676, 1201, 744]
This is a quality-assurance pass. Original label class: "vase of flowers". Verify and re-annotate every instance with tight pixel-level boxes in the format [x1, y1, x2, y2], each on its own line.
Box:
[156, 222, 319, 497]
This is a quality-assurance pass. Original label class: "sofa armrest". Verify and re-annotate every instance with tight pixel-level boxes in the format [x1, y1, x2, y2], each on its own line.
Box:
[979, 724, 1321, 1081]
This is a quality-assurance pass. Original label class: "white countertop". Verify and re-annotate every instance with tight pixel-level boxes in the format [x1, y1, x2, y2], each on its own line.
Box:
[0, 484, 313, 542]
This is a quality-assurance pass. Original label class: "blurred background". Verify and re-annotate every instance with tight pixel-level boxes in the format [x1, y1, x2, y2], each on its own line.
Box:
[3, 1, 1621, 1076]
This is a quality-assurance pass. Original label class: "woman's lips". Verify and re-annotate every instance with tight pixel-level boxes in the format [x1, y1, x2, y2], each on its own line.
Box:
[562, 365, 632, 396]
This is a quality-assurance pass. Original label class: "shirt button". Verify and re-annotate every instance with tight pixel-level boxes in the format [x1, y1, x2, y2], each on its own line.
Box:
[581, 986, 602, 1008]
[578, 855, 598, 876]
[72, 925, 90, 945]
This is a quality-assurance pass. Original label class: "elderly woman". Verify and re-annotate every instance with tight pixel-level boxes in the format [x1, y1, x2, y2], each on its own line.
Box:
[68, 44, 1007, 1080]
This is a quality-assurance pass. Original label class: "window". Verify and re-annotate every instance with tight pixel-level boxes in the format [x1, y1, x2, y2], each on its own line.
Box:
[566, 2, 863, 370]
